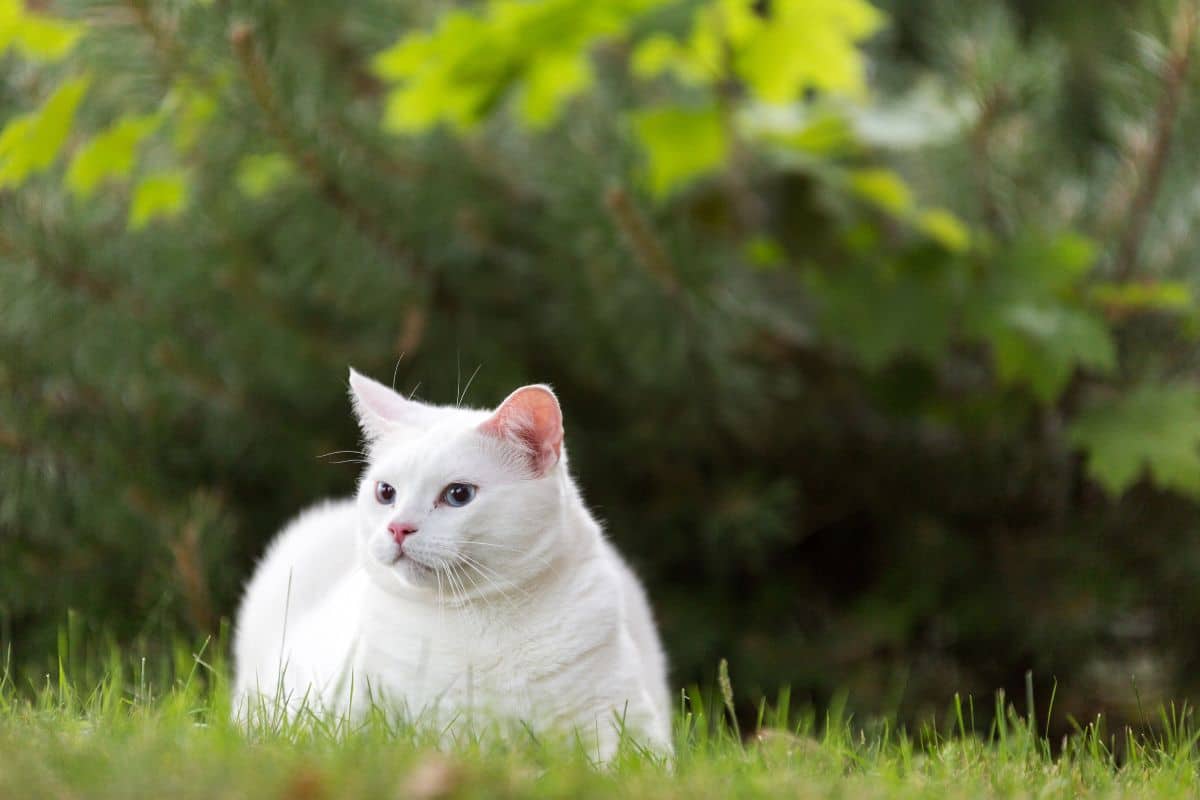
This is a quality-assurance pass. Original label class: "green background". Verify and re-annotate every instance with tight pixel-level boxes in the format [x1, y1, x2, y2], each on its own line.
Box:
[4, 0, 1200, 736]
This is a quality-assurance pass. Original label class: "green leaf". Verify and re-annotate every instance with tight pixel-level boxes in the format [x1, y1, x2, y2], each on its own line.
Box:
[986, 304, 1115, 402]
[641, 0, 884, 102]
[759, 111, 858, 157]
[1011, 232, 1096, 293]
[374, 0, 668, 133]
[735, 0, 884, 102]
[372, 29, 436, 80]
[963, 232, 1111, 402]
[0, 0, 84, 62]
[66, 114, 161, 199]
[12, 15, 84, 60]
[808, 259, 957, 370]
[236, 153, 295, 198]
[128, 170, 189, 229]
[848, 168, 912, 214]
[918, 208, 970, 253]
[630, 33, 685, 79]
[519, 53, 593, 128]
[0, 75, 91, 188]
[1069, 384, 1200, 497]
[744, 235, 785, 269]
[1089, 281, 1192, 315]
[632, 105, 728, 197]
[163, 82, 218, 152]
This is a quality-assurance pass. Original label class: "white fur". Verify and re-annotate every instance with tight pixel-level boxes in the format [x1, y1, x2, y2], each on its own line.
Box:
[233, 372, 672, 759]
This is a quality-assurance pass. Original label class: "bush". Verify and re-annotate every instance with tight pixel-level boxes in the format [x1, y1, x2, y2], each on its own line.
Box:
[3, 0, 1200, 729]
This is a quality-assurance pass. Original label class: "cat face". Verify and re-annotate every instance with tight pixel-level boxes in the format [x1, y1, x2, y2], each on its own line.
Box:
[348, 369, 565, 601]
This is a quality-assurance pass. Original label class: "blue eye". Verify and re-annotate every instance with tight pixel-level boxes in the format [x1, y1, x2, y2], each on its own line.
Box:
[441, 483, 476, 507]
[374, 481, 396, 505]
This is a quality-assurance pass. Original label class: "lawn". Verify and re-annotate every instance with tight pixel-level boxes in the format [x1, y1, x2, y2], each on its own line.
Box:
[2, 645, 1198, 799]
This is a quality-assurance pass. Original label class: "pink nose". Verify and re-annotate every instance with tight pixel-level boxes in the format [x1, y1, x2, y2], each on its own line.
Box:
[388, 521, 418, 546]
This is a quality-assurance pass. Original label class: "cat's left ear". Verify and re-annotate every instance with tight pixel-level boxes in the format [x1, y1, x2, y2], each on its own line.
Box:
[479, 385, 563, 476]
[348, 368, 436, 442]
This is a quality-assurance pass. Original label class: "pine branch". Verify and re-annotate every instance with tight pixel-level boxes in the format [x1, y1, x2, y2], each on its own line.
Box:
[229, 24, 433, 354]
[123, 0, 218, 92]
[169, 517, 215, 634]
[0, 203, 119, 302]
[229, 24, 418, 274]
[0, 424, 26, 456]
[714, 35, 767, 235]
[1111, 2, 1198, 279]
[970, 86, 1007, 236]
[604, 185, 681, 295]
[313, 32, 423, 181]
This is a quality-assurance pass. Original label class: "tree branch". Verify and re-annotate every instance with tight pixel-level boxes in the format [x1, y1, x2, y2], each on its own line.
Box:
[230, 23, 419, 275]
[1112, 2, 1197, 279]
[604, 185, 681, 295]
[230, 23, 432, 354]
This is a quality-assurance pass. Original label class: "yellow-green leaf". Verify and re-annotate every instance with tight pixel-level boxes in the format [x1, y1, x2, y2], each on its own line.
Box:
[163, 83, 218, 152]
[374, 0, 670, 133]
[641, 0, 884, 103]
[744, 235, 785, 269]
[13, 14, 84, 60]
[67, 114, 161, 199]
[0, 75, 91, 188]
[848, 168, 912, 214]
[520, 53, 593, 128]
[769, 112, 857, 156]
[632, 105, 728, 197]
[236, 153, 295, 198]
[919, 208, 970, 253]
[631, 34, 684, 78]
[372, 29, 437, 80]
[128, 170, 189, 229]
[1090, 281, 1192, 315]
[0, 0, 84, 62]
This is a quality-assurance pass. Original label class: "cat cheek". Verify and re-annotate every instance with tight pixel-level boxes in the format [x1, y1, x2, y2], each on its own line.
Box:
[366, 535, 397, 564]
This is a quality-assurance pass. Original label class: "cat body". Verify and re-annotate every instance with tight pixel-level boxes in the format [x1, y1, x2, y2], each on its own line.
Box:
[233, 371, 671, 758]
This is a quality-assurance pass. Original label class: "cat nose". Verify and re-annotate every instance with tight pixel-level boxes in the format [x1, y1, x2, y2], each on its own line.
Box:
[388, 521, 418, 545]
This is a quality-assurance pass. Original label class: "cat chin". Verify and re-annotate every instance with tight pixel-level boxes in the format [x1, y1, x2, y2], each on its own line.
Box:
[362, 550, 438, 594]
[396, 554, 436, 581]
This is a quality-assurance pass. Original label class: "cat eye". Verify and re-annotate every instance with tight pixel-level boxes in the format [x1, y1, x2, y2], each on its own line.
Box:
[441, 483, 477, 508]
[374, 481, 396, 505]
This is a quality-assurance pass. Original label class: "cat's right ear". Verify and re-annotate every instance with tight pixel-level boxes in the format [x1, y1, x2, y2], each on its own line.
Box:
[348, 368, 432, 442]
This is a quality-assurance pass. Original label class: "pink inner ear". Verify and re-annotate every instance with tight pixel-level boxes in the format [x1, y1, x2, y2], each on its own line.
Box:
[479, 385, 563, 476]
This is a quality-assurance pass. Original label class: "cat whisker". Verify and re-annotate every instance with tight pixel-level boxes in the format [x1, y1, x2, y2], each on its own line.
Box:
[447, 562, 490, 630]
[458, 363, 483, 407]
[434, 565, 446, 628]
[450, 565, 473, 612]
[315, 449, 368, 459]
[455, 539, 525, 552]
[459, 552, 530, 592]
[457, 554, 526, 608]
[455, 540, 552, 566]
[443, 562, 484, 630]
[391, 354, 405, 391]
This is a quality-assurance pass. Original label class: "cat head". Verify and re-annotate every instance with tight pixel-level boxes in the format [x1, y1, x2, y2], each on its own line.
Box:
[348, 368, 566, 601]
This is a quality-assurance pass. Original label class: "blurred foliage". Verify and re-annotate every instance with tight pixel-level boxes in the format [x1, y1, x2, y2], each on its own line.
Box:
[3, 0, 1200, 731]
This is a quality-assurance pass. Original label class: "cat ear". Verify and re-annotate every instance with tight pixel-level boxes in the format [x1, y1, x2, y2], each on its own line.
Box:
[478, 385, 563, 476]
[348, 368, 433, 442]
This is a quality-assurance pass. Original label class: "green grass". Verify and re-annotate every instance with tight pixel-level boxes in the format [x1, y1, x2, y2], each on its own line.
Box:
[2, 642, 1200, 798]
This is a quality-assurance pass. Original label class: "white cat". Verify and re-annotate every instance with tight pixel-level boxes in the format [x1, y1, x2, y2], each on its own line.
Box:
[233, 369, 672, 758]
